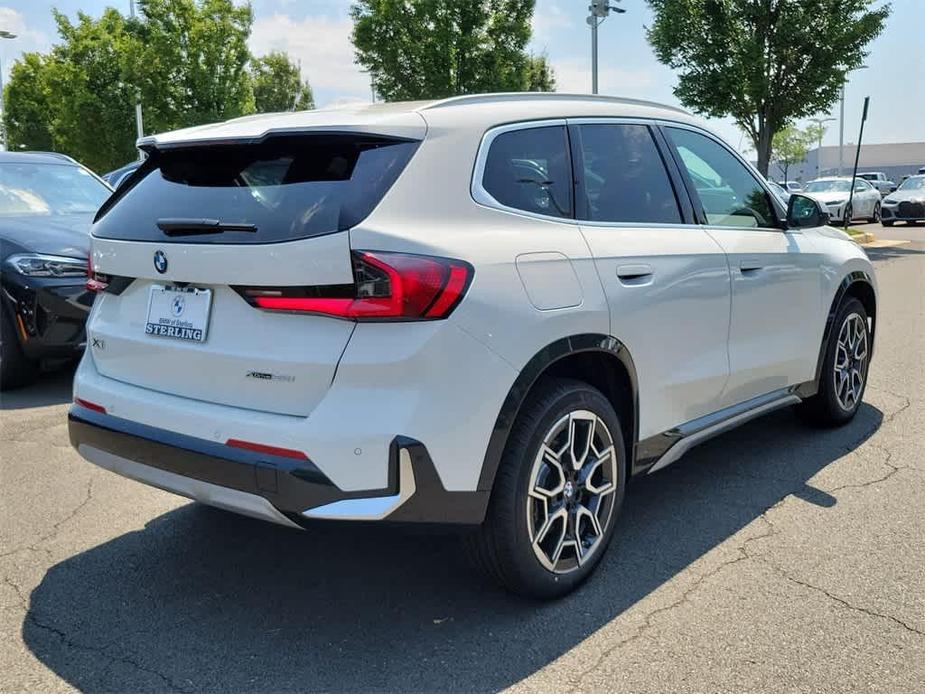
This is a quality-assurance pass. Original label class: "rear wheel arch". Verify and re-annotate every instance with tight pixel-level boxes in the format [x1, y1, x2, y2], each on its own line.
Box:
[477, 334, 638, 493]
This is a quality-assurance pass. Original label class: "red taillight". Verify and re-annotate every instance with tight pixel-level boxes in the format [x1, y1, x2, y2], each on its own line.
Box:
[74, 397, 107, 414]
[86, 257, 109, 292]
[226, 439, 309, 460]
[246, 251, 473, 321]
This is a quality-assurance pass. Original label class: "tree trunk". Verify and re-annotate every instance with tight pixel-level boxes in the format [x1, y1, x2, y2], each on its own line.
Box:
[756, 124, 773, 177]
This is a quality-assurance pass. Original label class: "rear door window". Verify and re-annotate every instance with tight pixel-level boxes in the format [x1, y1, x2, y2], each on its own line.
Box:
[93, 134, 419, 244]
[481, 125, 573, 219]
[575, 123, 682, 224]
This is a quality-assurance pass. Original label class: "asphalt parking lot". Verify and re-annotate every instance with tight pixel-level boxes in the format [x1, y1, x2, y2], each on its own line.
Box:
[2, 226, 923, 693]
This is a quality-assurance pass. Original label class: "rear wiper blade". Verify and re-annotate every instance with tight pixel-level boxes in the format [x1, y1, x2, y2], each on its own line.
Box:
[157, 218, 257, 236]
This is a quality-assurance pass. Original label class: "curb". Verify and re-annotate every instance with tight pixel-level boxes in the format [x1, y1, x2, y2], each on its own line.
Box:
[853, 232, 876, 245]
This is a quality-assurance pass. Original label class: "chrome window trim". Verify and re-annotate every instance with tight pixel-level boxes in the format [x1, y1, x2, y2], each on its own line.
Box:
[470, 115, 791, 234]
[470, 118, 574, 224]
[471, 116, 701, 229]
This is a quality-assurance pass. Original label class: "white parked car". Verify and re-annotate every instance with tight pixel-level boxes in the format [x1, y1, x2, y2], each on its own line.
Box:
[70, 94, 877, 598]
[803, 177, 882, 223]
[767, 180, 791, 205]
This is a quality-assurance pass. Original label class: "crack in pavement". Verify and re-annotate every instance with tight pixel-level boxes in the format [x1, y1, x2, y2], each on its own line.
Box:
[826, 392, 920, 494]
[0, 479, 94, 560]
[565, 446, 923, 691]
[748, 555, 924, 638]
[2, 574, 194, 693]
[565, 513, 781, 692]
[735, 512, 924, 639]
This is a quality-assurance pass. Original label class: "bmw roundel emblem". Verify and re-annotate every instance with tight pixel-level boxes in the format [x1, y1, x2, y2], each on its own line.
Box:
[153, 250, 168, 274]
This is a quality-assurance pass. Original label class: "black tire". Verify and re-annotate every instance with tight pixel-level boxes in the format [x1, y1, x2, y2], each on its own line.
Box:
[798, 297, 870, 426]
[466, 377, 627, 599]
[881, 219, 894, 227]
[0, 303, 38, 391]
[868, 202, 880, 224]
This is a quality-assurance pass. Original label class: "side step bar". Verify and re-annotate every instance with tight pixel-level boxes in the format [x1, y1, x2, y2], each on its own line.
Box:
[647, 389, 802, 474]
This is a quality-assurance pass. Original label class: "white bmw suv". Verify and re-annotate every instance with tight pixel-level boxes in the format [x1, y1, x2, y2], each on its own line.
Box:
[70, 94, 876, 597]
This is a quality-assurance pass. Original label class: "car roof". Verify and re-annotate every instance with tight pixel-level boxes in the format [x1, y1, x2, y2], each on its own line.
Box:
[0, 151, 78, 165]
[139, 92, 699, 149]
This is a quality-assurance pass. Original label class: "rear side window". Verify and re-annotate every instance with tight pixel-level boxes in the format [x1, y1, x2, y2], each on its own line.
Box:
[93, 134, 419, 244]
[575, 124, 682, 224]
[481, 126, 573, 219]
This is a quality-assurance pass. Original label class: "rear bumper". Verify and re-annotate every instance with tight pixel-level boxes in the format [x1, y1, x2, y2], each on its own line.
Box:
[69, 405, 489, 526]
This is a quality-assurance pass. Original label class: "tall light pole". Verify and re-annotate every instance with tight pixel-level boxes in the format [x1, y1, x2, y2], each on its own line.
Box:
[0, 30, 17, 152]
[838, 65, 867, 176]
[129, 0, 144, 157]
[587, 0, 624, 95]
[808, 116, 835, 179]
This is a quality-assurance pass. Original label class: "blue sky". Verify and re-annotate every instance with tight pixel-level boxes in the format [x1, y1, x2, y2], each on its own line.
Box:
[1, 0, 922, 155]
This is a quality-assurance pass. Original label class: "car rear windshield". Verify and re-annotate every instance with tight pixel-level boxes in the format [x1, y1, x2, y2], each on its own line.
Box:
[93, 134, 419, 244]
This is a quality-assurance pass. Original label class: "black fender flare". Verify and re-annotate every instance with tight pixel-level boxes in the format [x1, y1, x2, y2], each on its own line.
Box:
[799, 270, 876, 398]
[476, 333, 639, 492]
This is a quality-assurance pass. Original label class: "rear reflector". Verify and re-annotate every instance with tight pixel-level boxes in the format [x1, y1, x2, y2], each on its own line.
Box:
[86, 257, 109, 292]
[74, 398, 107, 414]
[241, 250, 473, 321]
[225, 438, 309, 461]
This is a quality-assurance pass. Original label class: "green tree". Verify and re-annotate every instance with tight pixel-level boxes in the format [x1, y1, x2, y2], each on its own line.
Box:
[771, 125, 812, 182]
[525, 53, 556, 92]
[2, 0, 273, 171]
[43, 9, 138, 172]
[646, 0, 889, 176]
[252, 52, 315, 113]
[3, 53, 55, 152]
[128, 0, 255, 133]
[350, 0, 555, 100]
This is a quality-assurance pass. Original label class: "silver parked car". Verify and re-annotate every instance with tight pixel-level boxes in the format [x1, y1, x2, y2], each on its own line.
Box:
[858, 172, 896, 196]
[880, 175, 925, 226]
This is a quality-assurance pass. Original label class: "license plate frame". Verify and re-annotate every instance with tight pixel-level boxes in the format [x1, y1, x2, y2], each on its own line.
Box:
[145, 284, 213, 343]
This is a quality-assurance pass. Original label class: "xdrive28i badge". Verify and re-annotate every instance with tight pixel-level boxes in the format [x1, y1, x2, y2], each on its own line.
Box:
[153, 250, 168, 274]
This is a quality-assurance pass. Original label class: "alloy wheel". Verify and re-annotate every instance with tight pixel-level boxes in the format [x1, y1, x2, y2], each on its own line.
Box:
[526, 410, 618, 574]
[834, 312, 868, 411]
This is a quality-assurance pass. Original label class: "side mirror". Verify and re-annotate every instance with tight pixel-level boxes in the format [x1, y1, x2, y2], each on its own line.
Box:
[787, 193, 830, 228]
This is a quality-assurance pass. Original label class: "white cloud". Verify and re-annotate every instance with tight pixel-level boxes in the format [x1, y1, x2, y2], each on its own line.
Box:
[249, 13, 370, 105]
[0, 6, 51, 79]
[550, 56, 654, 94]
[531, 2, 572, 47]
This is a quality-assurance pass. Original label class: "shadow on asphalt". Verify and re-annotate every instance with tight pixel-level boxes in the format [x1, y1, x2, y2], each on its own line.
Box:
[0, 366, 74, 411]
[22, 403, 882, 692]
[865, 243, 925, 261]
